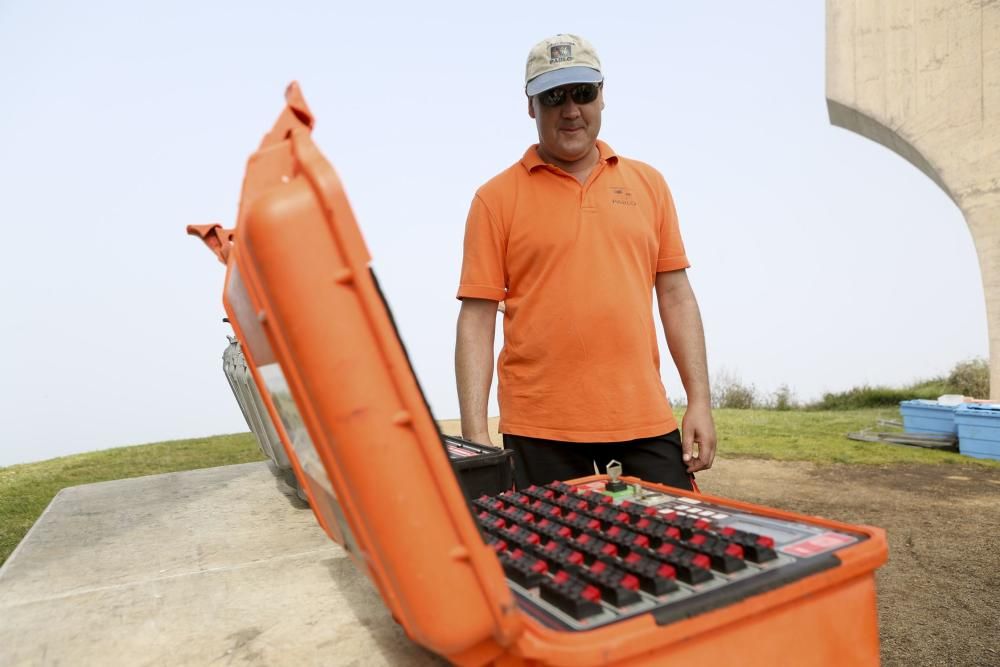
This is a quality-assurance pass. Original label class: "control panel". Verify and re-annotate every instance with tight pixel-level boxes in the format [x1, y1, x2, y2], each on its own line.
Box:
[474, 472, 864, 630]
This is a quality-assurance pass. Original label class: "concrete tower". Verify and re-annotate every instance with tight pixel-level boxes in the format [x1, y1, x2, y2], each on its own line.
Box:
[826, 0, 1000, 399]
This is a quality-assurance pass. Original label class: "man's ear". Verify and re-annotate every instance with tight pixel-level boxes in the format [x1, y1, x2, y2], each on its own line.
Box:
[527, 96, 536, 119]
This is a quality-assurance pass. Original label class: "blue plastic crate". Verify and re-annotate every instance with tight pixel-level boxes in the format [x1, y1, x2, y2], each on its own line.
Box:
[899, 400, 958, 435]
[955, 403, 1000, 461]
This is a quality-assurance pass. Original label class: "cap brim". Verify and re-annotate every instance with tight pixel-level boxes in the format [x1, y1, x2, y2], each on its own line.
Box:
[525, 66, 603, 96]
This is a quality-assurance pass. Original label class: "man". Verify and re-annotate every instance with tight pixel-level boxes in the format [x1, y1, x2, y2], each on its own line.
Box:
[455, 34, 715, 490]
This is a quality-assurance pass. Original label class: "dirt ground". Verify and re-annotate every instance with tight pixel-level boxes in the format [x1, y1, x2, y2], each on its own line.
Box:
[697, 457, 1000, 667]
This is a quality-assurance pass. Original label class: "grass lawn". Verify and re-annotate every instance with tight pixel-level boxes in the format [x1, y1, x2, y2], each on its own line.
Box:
[710, 407, 1000, 466]
[2, 408, 997, 566]
[0, 433, 264, 567]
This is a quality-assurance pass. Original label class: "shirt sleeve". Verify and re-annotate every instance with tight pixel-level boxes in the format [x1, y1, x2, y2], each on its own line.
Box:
[457, 193, 507, 301]
[656, 177, 691, 273]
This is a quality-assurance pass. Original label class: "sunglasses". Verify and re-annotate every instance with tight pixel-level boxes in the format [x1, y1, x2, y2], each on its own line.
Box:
[537, 83, 602, 108]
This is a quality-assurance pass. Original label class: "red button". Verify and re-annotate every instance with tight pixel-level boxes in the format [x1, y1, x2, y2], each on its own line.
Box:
[620, 574, 640, 591]
[590, 561, 607, 574]
[558, 526, 572, 538]
[582, 585, 602, 602]
[634, 535, 650, 548]
[636, 518, 651, 529]
[690, 534, 707, 546]
[756, 535, 775, 548]
[532, 560, 549, 573]
[692, 554, 711, 570]
[657, 564, 677, 579]
[554, 570, 570, 584]
[601, 543, 618, 556]
[694, 519, 711, 530]
[625, 552, 642, 564]
[720, 527, 736, 537]
[658, 544, 675, 555]
[725, 543, 744, 559]
[568, 551, 584, 565]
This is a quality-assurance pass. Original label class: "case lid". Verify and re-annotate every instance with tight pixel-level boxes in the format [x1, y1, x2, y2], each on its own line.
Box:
[956, 402, 1000, 416]
[219, 83, 521, 658]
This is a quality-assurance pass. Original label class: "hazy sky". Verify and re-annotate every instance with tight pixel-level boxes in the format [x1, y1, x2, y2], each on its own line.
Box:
[0, 1, 987, 466]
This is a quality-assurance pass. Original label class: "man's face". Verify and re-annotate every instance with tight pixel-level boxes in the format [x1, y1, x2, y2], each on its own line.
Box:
[528, 83, 604, 164]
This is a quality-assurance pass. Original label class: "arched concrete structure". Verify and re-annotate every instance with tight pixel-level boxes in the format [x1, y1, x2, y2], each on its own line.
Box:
[826, 0, 1000, 399]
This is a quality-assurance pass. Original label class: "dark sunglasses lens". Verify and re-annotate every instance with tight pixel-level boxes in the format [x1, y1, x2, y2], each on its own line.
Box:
[539, 88, 566, 107]
[538, 83, 600, 107]
[570, 84, 599, 104]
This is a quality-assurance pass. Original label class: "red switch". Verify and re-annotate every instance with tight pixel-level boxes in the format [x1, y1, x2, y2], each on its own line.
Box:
[581, 585, 602, 602]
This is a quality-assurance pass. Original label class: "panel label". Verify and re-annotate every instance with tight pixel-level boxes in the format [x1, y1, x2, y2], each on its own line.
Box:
[781, 532, 856, 557]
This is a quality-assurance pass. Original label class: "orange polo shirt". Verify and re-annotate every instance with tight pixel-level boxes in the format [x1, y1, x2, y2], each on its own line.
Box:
[457, 141, 689, 442]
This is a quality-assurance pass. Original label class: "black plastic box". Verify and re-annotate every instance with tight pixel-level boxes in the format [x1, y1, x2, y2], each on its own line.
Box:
[444, 436, 514, 499]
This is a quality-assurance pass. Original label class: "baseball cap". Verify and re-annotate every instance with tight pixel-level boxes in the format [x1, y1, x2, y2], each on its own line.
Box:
[524, 34, 603, 97]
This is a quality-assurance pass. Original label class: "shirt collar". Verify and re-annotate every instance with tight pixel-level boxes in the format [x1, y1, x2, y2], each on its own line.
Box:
[520, 140, 618, 173]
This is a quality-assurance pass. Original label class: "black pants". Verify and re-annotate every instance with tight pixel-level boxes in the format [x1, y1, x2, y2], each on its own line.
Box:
[502, 430, 693, 491]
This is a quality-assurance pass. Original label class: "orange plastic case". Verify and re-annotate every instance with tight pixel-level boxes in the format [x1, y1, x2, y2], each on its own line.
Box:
[195, 84, 888, 666]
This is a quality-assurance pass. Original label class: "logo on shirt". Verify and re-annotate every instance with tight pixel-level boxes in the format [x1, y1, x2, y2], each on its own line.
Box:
[609, 187, 638, 207]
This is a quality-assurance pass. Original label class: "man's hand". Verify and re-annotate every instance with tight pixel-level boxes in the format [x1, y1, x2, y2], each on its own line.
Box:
[655, 270, 715, 473]
[680, 402, 716, 473]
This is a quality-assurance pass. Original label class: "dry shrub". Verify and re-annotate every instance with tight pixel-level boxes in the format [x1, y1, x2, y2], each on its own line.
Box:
[947, 358, 990, 399]
[711, 370, 758, 409]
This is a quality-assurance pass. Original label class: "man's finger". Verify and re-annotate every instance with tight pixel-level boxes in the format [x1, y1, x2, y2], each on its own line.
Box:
[692, 438, 716, 472]
[684, 433, 708, 473]
[680, 427, 695, 463]
[686, 445, 703, 472]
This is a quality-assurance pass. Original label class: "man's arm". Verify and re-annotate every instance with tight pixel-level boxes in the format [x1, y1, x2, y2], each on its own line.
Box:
[455, 297, 499, 446]
[655, 269, 716, 472]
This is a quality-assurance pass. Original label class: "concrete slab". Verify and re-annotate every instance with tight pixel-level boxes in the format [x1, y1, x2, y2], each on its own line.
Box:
[0, 462, 444, 665]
